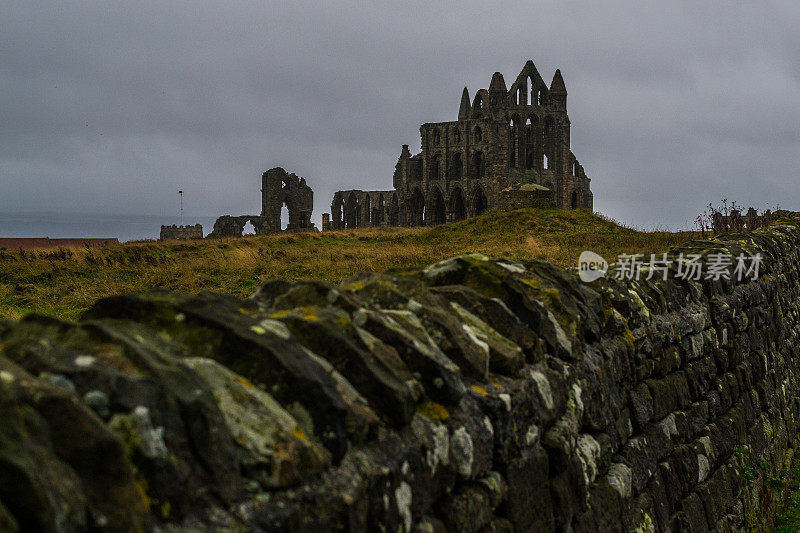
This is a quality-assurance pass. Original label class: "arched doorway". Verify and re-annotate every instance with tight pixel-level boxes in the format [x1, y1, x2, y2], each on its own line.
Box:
[472, 187, 488, 217]
[407, 188, 425, 227]
[280, 202, 289, 230]
[242, 220, 256, 235]
[430, 189, 446, 226]
[449, 187, 466, 222]
[571, 190, 579, 209]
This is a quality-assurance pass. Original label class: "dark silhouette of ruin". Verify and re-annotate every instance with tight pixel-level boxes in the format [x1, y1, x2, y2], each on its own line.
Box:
[323, 60, 593, 230]
[203, 59, 594, 237]
[208, 167, 315, 237]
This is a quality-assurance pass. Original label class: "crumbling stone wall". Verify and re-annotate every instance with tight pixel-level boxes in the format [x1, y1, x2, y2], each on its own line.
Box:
[208, 167, 316, 237]
[207, 214, 270, 237]
[261, 167, 314, 232]
[1, 215, 800, 531]
[159, 224, 203, 240]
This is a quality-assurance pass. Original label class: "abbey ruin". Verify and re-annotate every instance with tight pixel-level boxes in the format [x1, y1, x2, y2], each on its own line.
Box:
[201, 60, 594, 238]
[208, 167, 315, 237]
[322, 60, 593, 230]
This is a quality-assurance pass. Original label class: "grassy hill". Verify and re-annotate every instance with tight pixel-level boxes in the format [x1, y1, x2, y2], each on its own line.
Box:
[0, 208, 698, 320]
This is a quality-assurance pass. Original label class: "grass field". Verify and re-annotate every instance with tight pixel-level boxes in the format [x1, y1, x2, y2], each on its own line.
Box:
[0, 208, 699, 321]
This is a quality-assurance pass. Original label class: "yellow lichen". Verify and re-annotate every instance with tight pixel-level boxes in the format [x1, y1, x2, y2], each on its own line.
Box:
[624, 327, 635, 347]
[291, 427, 308, 440]
[520, 278, 540, 289]
[135, 476, 152, 512]
[417, 401, 450, 422]
[239, 307, 259, 315]
[301, 306, 319, 322]
[470, 384, 488, 396]
[235, 376, 255, 390]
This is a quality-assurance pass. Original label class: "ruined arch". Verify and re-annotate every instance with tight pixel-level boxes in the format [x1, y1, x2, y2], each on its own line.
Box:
[261, 167, 314, 232]
[429, 188, 446, 226]
[472, 90, 488, 113]
[449, 186, 466, 222]
[471, 187, 488, 217]
[407, 187, 425, 227]
[332, 193, 345, 229]
[543, 152, 549, 170]
[573, 160, 580, 177]
[571, 190, 579, 209]
[474, 126, 483, 143]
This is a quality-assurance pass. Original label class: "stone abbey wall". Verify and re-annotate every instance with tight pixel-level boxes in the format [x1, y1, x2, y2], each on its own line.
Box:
[159, 224, 203, 240]
[1, 215, 800, 531]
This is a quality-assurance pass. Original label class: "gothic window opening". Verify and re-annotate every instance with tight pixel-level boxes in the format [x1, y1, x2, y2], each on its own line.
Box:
[451, 152, 463, 179]
[280, 203, 289, 230]
[450, 187, 466, 222]
[429, 155, 441, 180]
[474, 126, 482, 142]
[472, 151, 485, 179]
[430, 189, 446, 226]
[525, 117, 535, 170]
[408, 188, 425, 227]
[472, 187, 488, 216]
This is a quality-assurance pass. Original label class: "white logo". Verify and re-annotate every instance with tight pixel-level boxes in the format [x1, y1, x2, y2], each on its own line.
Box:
[578, 251, 608, 282]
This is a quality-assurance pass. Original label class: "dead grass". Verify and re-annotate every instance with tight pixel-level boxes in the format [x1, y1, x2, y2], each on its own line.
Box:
[0, 208, 699, 321]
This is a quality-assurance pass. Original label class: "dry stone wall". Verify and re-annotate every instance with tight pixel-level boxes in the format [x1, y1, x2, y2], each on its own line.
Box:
[1, 214, 800, 531]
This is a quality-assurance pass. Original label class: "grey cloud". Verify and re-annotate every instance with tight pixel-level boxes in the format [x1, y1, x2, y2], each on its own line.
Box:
[1, 0, 799, 230]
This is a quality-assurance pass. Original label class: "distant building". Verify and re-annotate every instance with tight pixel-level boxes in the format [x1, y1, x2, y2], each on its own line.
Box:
[159, 224, 203, 240]
[323, 60, 593, 230]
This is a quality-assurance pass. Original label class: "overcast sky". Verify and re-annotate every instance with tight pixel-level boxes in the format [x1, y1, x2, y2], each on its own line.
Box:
[2, 1, 798, 230]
